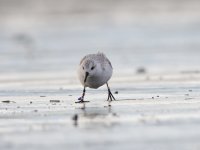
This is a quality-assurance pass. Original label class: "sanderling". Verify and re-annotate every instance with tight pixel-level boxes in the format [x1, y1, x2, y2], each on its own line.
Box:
[76, 52, 115, 103]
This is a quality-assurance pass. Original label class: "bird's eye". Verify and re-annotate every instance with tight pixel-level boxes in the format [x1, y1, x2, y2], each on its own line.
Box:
[91, 66, 95, 70]
[82, 67, 84, 70]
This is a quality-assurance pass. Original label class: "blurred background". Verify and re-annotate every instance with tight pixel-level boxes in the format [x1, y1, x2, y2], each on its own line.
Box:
[0, 0, 200, 75]
[1, 1, 200, 149]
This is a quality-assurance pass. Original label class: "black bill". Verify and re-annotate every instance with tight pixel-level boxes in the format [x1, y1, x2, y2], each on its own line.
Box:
[84, 72, 89, 83]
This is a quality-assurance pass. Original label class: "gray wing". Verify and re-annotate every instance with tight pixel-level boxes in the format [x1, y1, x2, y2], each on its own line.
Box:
[105, 57, 113, 69]
[80, 52, 113, 69]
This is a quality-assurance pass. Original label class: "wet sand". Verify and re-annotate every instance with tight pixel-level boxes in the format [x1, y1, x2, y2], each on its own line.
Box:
[1, 72, 200, 150]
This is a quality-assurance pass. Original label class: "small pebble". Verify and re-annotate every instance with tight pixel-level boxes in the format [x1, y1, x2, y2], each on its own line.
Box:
[2, 100, 16, 103]
[2, 100, 11, 103]
[136, 67, 146, 74]
[50, 100, 60, 103]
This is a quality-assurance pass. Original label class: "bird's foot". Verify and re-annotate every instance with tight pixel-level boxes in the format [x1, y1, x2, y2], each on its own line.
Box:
[75, 97, 90, 103]
[107, 91, 116, 102]
[75, 100, 90, 103]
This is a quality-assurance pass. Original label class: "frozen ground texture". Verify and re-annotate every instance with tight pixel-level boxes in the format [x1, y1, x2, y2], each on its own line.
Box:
[0, 0, 200, 150]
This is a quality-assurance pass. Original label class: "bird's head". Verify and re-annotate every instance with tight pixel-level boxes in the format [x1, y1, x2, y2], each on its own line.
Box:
[81, 59, 97, 83]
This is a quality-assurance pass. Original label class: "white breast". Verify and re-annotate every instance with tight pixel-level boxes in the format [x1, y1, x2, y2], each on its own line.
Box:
[85, 63, 113, 89]
[78, 52, 113, 89]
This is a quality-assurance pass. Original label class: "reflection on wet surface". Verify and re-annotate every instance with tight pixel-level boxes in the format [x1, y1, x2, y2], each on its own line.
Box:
[1, 0, 200, 149]
[0, 82, 200, 150]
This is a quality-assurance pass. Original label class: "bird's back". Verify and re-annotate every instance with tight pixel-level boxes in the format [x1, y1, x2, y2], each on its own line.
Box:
[80, 52, 112, 70]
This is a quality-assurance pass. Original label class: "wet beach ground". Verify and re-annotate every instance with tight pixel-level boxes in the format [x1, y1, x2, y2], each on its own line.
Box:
[1, 72, 200, 150]
[1, 0, 200, 150]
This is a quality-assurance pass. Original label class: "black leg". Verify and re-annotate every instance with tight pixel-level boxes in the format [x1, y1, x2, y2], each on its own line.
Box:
[76, 87, 90, 103]
[106, 83, 116, 101]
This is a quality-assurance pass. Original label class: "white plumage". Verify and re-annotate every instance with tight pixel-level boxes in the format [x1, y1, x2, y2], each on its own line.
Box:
[77, 52, 115, 103]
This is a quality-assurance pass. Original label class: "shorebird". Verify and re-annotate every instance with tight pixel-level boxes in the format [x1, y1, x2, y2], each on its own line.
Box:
[77, 52, 115, 103]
